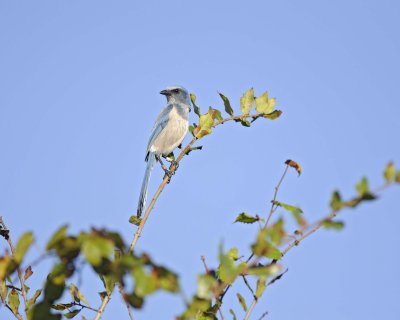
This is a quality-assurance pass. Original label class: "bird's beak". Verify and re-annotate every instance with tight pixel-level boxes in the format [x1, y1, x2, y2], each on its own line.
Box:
[160, 90, 170, 96]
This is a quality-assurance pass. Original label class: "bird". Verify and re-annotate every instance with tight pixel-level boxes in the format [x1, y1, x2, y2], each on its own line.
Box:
[137, 85, 191, 218]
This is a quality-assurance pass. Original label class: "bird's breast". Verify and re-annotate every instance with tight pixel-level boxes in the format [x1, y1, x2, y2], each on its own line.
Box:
[149, 105, 189, 156]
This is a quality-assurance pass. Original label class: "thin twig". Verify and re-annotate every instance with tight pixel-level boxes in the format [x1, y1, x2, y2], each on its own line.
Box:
[241, 275, 256, 300]
[6, 285, 22, 291]
[258, 311, 269, 320]
[94, 293, 111, 320]
[118, 283, 134, 320]
[201, 256, 210, 273]
[70, 301, 99, 312]
[264, 164, 289, 228]
[0, 217, 28, 314]
[243, 299, 258, 320]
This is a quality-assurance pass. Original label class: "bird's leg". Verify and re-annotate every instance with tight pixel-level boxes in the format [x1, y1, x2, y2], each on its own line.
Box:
[155, 155, 173, 182]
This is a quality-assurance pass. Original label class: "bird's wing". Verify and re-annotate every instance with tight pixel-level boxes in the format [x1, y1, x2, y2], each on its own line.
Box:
[145, 104, 173, 159]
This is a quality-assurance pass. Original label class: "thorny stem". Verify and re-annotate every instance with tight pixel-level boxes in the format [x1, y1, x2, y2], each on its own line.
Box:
[0, 217, 28, 316]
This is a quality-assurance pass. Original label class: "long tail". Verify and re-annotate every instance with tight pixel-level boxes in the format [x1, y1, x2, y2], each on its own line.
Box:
[137, 153, 156, 217]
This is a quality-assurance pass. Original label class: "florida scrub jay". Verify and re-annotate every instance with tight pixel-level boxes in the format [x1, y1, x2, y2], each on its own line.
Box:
[137, 86, 191, 217]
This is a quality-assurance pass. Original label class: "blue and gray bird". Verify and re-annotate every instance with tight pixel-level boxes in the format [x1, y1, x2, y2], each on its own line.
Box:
[137, 85, 191, 217]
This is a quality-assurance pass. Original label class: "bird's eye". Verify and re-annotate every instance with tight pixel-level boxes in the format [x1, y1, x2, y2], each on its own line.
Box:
[173, 89, 180, 93]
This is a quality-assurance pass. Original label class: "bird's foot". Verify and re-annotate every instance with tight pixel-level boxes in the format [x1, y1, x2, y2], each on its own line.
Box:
[164, 170, 173, 183]
[171, 160, 179, 170]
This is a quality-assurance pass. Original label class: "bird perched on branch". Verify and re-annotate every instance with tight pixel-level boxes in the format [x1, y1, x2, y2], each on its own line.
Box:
[137, 86, 191, 217]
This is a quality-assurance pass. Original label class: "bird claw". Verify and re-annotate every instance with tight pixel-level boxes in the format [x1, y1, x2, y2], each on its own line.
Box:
[171, 161, 179, 170]
[164, 171, 173, 183]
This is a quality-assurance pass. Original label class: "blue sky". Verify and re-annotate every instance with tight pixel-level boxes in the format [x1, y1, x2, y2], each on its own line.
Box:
[1, 1, 399, 319]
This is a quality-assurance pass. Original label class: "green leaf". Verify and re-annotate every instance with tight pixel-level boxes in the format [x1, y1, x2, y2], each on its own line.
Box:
[27, 289, 42, 309]
[179, 296, 211, 318]
[0, 256, 11, 281]
[236, 293, 247, 312]
[255, 278, 266, 299]
[248, 264, 281, 277]
[218, 92, 234, 116]
[217, 248, 247, 285]
[190, 93, 201, 118]
[217, 254, 235, 285]
[234, 213, 259, 224]
[240, 119, 251, 127]
[330, 191, 343, 211]
[15, 232, 33, 264]
[240, 88, 254, 115]
[272, 200, 303, 215]
[46, 225, 68, 251]
[194, 113, 214, 138]
[229, 309, 237, 320]
[52, 303, 73, 310]
[263, 109, 282, 120]
[124, 292, 144, 309]
[227, 247, 239, 260]
[45, 263, 68, 302]
[252, 229, 282, 260]
[64, 309, 81, 319]
[132, 267, 157, 296]
[356, 177, 370, 196]
[69, 283, 89, 305]
[129, 216, 142, 226]
[267, 218, 286, 245]
[208, 107, 223, 121]
[0, 280, 7, 303]
[82, 236, 114, 267]
[8, 288, 20, 315]
[156, 266, 180, 292]
[255, 91, 275, 114]
[384, 162, 396, 184]
[100, 275, 115, 295]
[322, 220, 345, 231]
[197, 274, 216, 300]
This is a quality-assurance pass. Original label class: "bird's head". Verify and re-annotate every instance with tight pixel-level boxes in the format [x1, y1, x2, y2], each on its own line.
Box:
[160, 85, 191, 109]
